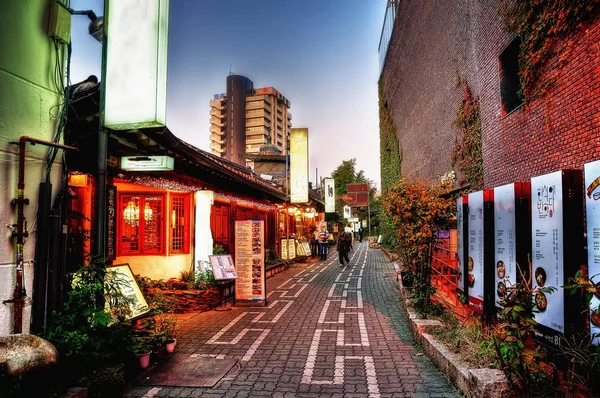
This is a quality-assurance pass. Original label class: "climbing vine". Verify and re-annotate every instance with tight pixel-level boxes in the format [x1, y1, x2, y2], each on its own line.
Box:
[499, 0, 600, 100]
[452, 84, 483, 191]
[378, 80, 402, 249]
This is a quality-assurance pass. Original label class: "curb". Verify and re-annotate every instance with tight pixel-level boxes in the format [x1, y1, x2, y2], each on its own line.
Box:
[393, 262, 511, 398]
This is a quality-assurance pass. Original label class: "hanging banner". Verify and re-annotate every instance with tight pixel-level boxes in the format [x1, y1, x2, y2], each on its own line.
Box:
[234, 220, 266, 305]
[290, 128, 309, 203]
[467, 191, 484, 314]
[585, 160, 600, 344]
[324, 178, 335, 213]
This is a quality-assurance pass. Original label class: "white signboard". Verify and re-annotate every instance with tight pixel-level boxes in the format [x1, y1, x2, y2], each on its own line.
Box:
[104, 0, 169, 129]
[531, 171, 564, 333]
[208, 255, 238, 280]
[468, 191, 484, 314]
[290, 128, 309, 203]
[494, 184, 517, 308]
[456, 198, 465, 295]
[343, 205, 351, 219]
[584, 160, 600, 343]
[324, 178, 335, 213]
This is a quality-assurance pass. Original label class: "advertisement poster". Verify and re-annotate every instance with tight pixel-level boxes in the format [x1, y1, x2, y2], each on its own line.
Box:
[456, 198, 465, 295]
[584, 160, 600, 344]
[234, 220, 266, 303]
[494, 184, 517, 308]
[208, 254, 238, 280]
[290, 128, 309, 203]
[288, 239, 296, 260]
[468, 191, 484, 314]
[324, 178, 335, 213]
[531, 171, 564, 334]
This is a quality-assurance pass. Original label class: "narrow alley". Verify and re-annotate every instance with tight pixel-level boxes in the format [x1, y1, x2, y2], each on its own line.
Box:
[124, 242, 460, 398]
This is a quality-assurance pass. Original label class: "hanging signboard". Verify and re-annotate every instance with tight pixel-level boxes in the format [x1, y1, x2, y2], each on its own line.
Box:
[290, 128, 309, 203]
[531, 170, 583, 346]
[467, 191, 484, 314]
[584, 160, 600, 344]
[234, 220, 266, 305]
[208, 255, 238, 280]
[343, 205, 351, 219]
[346, 183, 369, 207]
[324, 178, 335, 213]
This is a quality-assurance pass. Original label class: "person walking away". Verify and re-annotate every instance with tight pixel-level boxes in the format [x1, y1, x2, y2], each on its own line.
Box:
[318, 228, 329, 260]
[338, 230, 351, 266]
[358, 227, 363, 243]
[310, 227, 319, 258]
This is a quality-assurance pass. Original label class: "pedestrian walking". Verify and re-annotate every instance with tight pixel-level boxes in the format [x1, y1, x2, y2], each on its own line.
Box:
[318, 227, 329, 260]
[358, 227, 364, 243]
[337, 230, 351, 266]
[310, 227, 319, 258]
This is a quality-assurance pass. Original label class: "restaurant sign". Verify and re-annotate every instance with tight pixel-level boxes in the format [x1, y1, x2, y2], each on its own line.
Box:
[234, 220, 266, 305]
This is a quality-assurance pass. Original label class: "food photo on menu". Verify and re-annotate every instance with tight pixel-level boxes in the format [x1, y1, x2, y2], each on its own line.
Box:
[535, 291, 548, 312]
[535, 267, 547, 287]
[496, 260, 505, 279]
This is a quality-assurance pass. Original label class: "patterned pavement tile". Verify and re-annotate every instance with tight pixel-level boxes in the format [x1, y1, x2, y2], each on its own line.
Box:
[124, 243, 460, 398]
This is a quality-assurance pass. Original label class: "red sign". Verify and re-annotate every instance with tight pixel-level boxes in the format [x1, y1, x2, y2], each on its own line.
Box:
[346, 184, 369, 207]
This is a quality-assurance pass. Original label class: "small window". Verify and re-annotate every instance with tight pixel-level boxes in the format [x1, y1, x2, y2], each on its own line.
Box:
[170, 194, 190, 254]
[499, 37, 524, 116]
[119, 194, 164, 255]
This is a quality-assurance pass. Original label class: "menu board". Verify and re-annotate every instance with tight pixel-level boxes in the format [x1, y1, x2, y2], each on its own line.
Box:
[468, 191, 484, 314]
[281, 238, 288, 260]
[531, 171, 564, 333]
[296, 241, 306, 256]
[301, 242, 311, 256]
[494, 184, 517, 308]
[585, 160, 600, 344]
[456, 197, 465, 295]
[288, 239, 296, 259]
[208, 254, 238, 280]
[108, 264, 149, 320]
[234, 220, 266, 303]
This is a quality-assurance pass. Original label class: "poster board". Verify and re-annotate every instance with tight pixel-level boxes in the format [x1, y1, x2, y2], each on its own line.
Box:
[281, 238, 288, 260]
[288, 239, 296, 259]
[467, 191, 484, 314]
[456, 197, 466, 296]
[108, 264, 149, 320]
[208, 255, 238, 280]
[234, 220, 266, 304]
[494, 184, 517, 308]
[296, 241, 306, 256]
[301, 242, 311, 256]
[584, 160, 600, 344]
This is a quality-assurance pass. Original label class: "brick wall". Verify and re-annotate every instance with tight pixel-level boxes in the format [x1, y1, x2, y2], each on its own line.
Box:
[380, 0, 600, 188]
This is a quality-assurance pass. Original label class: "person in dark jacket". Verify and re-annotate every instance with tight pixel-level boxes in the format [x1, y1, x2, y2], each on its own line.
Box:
[338, 230, 351, 266]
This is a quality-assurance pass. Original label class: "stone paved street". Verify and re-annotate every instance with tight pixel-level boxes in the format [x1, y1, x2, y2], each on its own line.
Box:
[124, 242, 460, 398]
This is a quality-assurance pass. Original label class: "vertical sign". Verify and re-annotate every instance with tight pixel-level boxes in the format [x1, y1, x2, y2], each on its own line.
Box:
[324, 178, 335, 213]
[585, 160, 600, 344]
[457, 196, 469, 297]
[494, 184, 517, 308]
[106, 186, 116, 261]
[468, 191, 484, 314]
[288, 239, 296, 260]
[281, 238, 288, 260]
[104, 0, 169, 129]
[290, 128, 309, 203]
[234, 220, 266, 305]
[343, 205, 351, 219]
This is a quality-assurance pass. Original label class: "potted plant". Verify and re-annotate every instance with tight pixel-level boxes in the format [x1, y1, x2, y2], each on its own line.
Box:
[156, 313, 179, 353]
[133, 337, 152, 369]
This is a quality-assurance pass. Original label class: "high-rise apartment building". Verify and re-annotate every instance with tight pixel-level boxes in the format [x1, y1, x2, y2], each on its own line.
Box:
[209, 74, 292, 168]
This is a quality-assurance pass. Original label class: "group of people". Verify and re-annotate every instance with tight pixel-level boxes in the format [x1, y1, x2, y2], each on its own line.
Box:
[308, 225, 364, 266]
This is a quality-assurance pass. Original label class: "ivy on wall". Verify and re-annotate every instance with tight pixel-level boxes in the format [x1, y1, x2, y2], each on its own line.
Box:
[378, 80, 402, 249]
[452, 84, 483, 191]
[499, 0, 600, 100]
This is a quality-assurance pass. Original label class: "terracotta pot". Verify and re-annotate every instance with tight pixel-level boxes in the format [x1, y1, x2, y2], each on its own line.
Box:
[165, 340, 176, 353]
[138, 352, 151, 369]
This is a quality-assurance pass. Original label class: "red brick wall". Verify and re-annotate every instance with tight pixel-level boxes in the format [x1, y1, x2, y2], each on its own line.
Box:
[380, 0, 600, 188]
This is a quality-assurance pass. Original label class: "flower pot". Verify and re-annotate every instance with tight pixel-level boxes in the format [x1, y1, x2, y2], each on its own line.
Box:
[165, 340, 176, 353]
[138, 352, 151, 369]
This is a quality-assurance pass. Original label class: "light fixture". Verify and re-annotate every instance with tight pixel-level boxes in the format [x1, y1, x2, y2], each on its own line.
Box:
[121, 156, 175, 171]
[68, 8, 104, 43]
[123, 201, 153, 225]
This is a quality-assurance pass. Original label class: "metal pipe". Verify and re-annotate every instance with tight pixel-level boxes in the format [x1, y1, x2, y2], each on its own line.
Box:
[6, 136, 78, 333]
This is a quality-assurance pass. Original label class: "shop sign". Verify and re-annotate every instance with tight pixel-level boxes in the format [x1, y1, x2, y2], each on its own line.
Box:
[324, 178, 335, 213]
[290, 128, 309, 203]
[234, 220, 266, 304]
[456, 197, 466, 296]
[494, 184, 517, 308]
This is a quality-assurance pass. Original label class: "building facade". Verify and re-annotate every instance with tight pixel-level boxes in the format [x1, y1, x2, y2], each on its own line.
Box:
[210, 75, 292, 169]
[378, 0, 600, 189]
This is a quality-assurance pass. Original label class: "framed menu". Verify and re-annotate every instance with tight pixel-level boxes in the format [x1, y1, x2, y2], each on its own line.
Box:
[301, 242, 311, 256]
[208, 255, 238, 280]
[584, 160, 600, 344]
[235, 220, 266, 305]
[108, 264, 149, 320]
[281, 238, 288, 260]
[288, 239, 296, 259]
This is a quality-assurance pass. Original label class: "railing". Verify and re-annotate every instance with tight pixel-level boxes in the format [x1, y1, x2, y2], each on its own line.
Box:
[378, 0, 397, 75]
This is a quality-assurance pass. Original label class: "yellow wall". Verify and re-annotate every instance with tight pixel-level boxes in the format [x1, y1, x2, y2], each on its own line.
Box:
[116, 253, 193, 281]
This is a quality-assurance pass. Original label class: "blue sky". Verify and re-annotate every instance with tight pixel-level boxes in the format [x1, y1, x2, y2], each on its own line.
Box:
[70, 0, 387, 188]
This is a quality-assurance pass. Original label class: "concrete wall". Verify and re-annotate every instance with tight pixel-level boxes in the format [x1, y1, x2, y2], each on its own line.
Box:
[0, 1, 64, 335]
[380, 0, 600, 188]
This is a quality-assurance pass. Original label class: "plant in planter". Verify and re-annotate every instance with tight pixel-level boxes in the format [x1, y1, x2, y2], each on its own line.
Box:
[154, 312, 179, 352]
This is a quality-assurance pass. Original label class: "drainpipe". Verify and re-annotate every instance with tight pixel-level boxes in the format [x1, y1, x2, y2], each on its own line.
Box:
[4, 136, 78, 334]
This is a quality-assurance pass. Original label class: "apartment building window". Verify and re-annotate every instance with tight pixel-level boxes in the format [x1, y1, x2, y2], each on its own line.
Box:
[499, 37, 524, 116]
[247, 126, 264, 132]
[170, 194, 190, 254]
[119, 194, 164, 255]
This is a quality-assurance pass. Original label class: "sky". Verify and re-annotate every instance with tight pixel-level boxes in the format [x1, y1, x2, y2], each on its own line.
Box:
[70, 0, 387, 189]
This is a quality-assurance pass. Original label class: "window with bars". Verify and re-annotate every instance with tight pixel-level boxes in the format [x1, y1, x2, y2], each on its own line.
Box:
[119, 194, 164, 255]
[170, 195, 190, 254]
